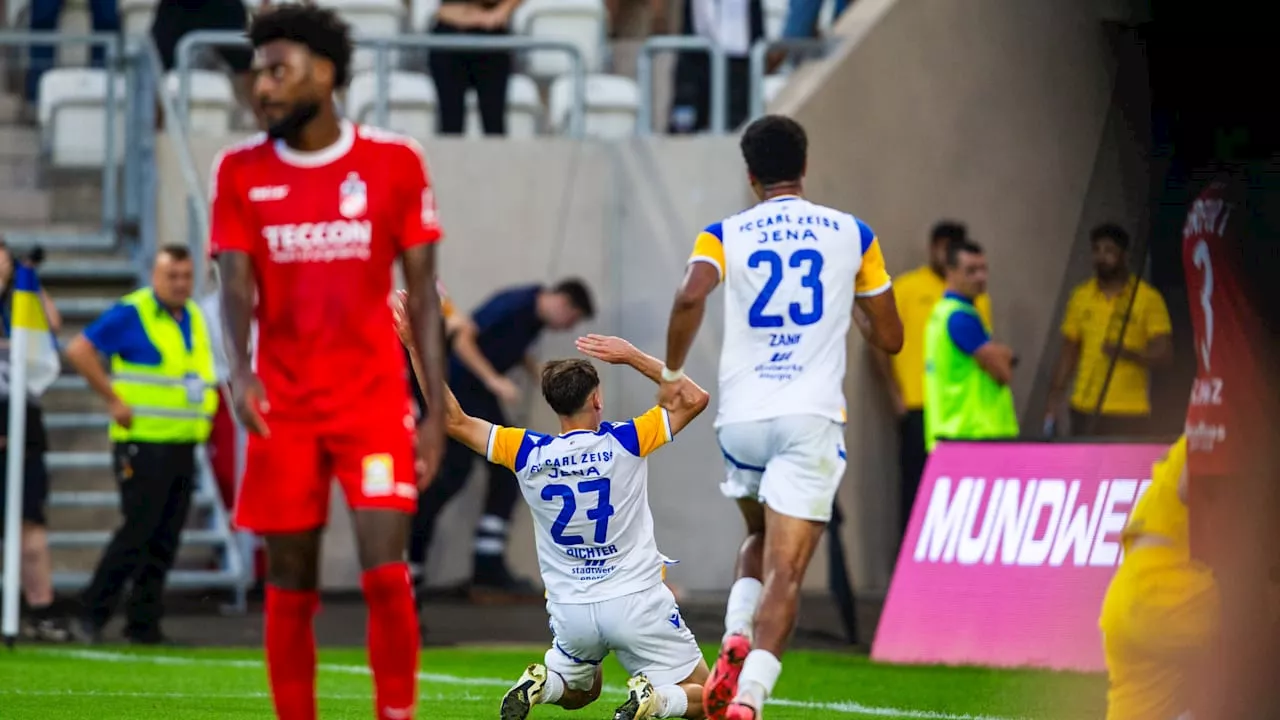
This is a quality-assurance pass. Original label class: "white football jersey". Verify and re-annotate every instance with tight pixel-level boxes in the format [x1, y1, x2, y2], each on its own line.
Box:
[688, 195, 892, 426]
[486, 407, 674, 604]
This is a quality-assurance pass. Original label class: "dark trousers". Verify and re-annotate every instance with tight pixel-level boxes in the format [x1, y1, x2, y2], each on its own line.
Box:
[408, 387, 520, 569]
[81, 441, 195, 634]
[897, 409, 927, 537]
[427, 21, 512, 136]
[26, 0, 120, 101]
[668, 54, 751, 133]
[1068, 409, 1150, 439]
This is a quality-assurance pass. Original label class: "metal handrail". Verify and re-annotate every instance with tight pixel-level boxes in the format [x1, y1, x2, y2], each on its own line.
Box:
[174, 31, 590, 137]
[747, 37, 839, 120]
[134, 36, 213, 296]
[0, 31, 121, 233]
[635, 35, 727, 135]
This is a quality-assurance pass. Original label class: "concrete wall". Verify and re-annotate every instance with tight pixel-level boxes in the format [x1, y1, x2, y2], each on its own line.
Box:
[158, 0, 1142, 594]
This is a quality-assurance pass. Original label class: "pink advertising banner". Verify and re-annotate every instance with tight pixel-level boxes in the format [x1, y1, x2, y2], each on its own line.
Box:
[871, 441, 1170, 672]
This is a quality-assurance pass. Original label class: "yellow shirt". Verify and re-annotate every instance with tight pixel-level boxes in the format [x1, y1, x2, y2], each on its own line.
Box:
[892, 266, 992, 410]
[1121, 435, 1188, 556]
[1061, 278, 1171, 416]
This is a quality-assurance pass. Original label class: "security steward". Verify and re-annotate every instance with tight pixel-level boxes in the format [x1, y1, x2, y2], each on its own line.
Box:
[63, 245, 218, 644]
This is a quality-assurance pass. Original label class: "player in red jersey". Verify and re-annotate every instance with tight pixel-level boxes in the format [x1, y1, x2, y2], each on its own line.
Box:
[211, 6, 447, 720]
[1181, 151, 1280, 720]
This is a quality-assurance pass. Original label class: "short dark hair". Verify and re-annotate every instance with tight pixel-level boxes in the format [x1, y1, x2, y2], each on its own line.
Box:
[930, 221, 968, 245]
[553, 278, 595, 319]
[945, 239, 984, 268]
[249, 3, 353, 89]
[1090, 223, 1130, 251]
[158, 244, 191, 262]
[739, 115, 808, 186]
[541, 359, 600, 416]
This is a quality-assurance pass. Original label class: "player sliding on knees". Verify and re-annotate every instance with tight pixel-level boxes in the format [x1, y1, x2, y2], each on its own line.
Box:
[393, 296, 711, 720]
[659, 115, 904, 720]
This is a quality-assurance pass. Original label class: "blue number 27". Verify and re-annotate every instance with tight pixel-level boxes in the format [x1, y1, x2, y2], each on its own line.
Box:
[747, 248, 824, 328]
[541, 478, 616, 546]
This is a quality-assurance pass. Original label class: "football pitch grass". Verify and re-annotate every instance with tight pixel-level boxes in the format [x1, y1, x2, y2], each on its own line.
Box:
[0, 644, 1107, 719]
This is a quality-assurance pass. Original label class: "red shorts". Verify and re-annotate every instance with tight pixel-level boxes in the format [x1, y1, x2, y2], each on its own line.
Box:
[233, 404, 419, 534]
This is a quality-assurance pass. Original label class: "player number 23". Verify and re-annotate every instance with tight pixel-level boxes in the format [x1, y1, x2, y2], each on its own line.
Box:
[747, 248, 824, 328]
[541, 478, 616, 546]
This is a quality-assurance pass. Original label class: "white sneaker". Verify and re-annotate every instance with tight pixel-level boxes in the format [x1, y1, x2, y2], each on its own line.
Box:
[613, 674, 661, 720]
[500, 663, 548, 720]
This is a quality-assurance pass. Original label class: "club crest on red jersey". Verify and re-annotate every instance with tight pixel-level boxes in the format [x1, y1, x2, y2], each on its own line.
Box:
[340, 172, 368, 219]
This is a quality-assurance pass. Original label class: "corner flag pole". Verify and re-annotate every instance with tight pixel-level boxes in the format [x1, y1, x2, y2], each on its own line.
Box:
[2, 289, 31, 649]
[3, 264, 52, 648]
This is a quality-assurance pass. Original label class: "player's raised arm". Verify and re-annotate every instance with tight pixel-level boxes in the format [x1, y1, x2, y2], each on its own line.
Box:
[209, 149, 269, 437]
[852, 220, 904, 355]
[576, 333, 709, 434]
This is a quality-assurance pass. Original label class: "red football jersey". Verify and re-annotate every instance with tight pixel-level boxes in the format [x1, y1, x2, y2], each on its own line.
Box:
[1181, 177, 1267, 476]
[210, 121, 443, 424]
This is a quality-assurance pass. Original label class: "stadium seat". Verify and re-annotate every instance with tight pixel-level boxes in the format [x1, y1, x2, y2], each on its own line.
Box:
[119, 0, 158, 39]
[762, 73, 789, 106]
[512, 0, 607, 80]
[548, 73, 638, 139]
[37, 68, 126, 168]
[346, 70, 438, 138]
[164, 70, 236, 136]
[464, 74, 542, 138]
[315, 0, 406, 73]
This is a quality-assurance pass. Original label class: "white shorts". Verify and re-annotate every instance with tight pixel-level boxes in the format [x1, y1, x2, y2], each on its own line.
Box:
[717, 414, 847, 522]
[544, 583, 702, 690]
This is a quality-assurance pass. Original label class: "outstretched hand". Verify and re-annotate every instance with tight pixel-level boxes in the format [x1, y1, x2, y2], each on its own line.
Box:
[575, 334, 636, 365]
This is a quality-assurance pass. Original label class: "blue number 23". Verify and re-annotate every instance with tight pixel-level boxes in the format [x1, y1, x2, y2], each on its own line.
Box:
[747, 248, 824, 328]
[541, 478, 616, 546]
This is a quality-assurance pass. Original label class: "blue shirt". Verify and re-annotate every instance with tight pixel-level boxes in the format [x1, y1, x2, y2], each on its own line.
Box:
[83, 295, 194, 365]
[944, 291, 990, 356]
[449, 285, 544, 389]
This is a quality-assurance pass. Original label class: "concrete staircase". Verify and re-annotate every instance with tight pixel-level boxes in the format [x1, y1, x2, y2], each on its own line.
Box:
[0, 88, 244, 597]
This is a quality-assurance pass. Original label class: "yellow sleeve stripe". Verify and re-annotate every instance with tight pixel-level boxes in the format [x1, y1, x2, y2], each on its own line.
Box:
[635, 406, 673, 456]
[688, 230, 725, 280]
[855, 237, 892, 297]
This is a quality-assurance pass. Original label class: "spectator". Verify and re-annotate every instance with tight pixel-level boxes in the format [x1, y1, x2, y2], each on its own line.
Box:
[151, 0, 256, 115]
[667, 0, 763, 133]
[427, 0, 523, 135]
[922, 240, 1018, 452]
[64, 245, 218, 644]
[0, 241, 68, 642]
[606, 0, 668, 37]
[25, 0, 119, 108]
[764, 0, 850, 71]
[408, 279, 594, 600]
[1045, 224, 1172, 438]
[868, 221, 991, 537]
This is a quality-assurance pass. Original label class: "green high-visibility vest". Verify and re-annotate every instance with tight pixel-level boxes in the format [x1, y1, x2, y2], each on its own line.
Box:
[108, 288, 218, 444]
[923, 295, 1019, 452]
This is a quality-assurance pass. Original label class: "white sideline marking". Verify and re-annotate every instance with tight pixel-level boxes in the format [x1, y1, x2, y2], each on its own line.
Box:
[27, 648, 1027, 720]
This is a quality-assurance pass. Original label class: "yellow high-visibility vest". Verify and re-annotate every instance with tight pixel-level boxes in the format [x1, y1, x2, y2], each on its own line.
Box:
[108, 288, 218, 444]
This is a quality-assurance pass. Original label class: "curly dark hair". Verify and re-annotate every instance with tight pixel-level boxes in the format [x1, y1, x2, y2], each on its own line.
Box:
[740, 114, 808, 186]
[249, 3, 353, 89]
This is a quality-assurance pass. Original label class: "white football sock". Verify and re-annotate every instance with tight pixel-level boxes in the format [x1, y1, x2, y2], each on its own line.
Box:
[735, 649, 781, 708]
[655, 684, 688, 718]
[723, 577, 763, 643]
[539, 669, 565, 704]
